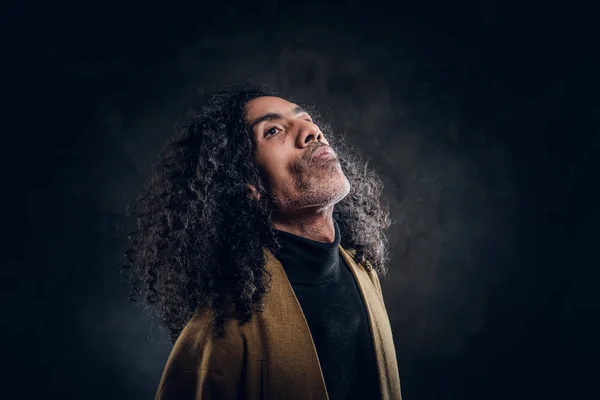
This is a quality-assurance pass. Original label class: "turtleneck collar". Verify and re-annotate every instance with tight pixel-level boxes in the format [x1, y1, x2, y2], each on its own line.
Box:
[273, 219, 342, 285]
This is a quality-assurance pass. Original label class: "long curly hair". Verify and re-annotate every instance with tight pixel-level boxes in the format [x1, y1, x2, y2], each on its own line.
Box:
[122, 83, 392, 343]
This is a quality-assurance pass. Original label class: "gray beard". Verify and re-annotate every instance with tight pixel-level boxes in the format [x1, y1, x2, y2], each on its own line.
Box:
[273, 160, 350, 212]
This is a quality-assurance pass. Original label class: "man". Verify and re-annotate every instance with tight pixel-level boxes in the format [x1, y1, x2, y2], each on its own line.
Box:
[124, 83, 402, 399]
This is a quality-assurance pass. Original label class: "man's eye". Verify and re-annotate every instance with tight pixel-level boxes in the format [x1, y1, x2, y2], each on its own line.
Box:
[265, 127, 280, 137]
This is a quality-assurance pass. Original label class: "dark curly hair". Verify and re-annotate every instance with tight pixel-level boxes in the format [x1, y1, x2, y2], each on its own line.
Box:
[122, 83, 392, 343]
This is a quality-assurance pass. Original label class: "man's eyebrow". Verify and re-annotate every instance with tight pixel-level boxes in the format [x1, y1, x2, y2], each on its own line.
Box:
[249, 106, 308, 131]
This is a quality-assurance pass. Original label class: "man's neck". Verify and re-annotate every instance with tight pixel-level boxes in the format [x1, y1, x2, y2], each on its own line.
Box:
[272, 206, 336, 243]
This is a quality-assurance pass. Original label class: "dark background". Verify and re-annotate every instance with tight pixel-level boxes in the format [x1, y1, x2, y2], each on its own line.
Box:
[5, 0, 599, 399]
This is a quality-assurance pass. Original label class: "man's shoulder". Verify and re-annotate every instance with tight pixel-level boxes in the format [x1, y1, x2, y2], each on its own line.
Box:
[176, 307, 244, 349]
[340, 246, 384, 299]
[340, 246, 375, 273]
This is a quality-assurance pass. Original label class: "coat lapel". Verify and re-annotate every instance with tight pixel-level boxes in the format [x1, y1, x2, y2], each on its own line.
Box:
[262, 248, 329, 399]
[339, 247, 402, 400]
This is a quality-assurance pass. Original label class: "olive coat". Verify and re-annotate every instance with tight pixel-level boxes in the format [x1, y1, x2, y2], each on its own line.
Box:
[155, 246, 402, 400]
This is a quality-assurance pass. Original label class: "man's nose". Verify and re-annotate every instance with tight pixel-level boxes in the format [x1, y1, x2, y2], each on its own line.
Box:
[297, 121, 323, 145]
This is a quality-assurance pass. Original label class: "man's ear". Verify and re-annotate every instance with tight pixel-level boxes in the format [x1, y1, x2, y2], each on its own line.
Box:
[246, 184, 261, 201]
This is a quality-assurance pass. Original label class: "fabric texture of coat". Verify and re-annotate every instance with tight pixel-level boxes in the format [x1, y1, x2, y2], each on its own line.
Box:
[154, 246, 402, 400]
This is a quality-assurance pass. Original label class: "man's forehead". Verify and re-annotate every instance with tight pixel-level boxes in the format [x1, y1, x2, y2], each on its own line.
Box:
[245, 96, 299, 118]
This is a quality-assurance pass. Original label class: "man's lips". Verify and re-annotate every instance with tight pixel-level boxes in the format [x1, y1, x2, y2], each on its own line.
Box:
[311, 146, 335, 161]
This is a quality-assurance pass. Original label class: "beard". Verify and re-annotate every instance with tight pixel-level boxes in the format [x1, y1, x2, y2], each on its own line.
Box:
[272, 153, 351, 213]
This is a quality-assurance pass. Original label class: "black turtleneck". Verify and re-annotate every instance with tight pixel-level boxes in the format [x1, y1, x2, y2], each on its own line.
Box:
[274, 221, 381, 400]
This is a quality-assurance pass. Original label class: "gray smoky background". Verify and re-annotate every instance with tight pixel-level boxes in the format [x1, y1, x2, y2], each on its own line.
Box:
[6, 2, 598, 400]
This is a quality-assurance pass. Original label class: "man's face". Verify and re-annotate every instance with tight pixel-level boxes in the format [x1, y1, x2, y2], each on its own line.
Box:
[245, 96, 350, 217]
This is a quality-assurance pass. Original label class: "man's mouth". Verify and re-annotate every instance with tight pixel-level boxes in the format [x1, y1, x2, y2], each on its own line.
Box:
[311, 146, 336, 161]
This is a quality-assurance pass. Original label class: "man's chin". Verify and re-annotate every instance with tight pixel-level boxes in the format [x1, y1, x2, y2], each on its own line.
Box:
[310, 159, 342, 175]
[319, 178, 351, 204]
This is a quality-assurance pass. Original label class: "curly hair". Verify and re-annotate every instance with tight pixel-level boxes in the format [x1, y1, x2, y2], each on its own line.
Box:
[122, 83, 392, 343]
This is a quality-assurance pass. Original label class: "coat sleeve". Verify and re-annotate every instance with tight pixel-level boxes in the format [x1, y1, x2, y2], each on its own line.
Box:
[154, 311, 244, 400]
